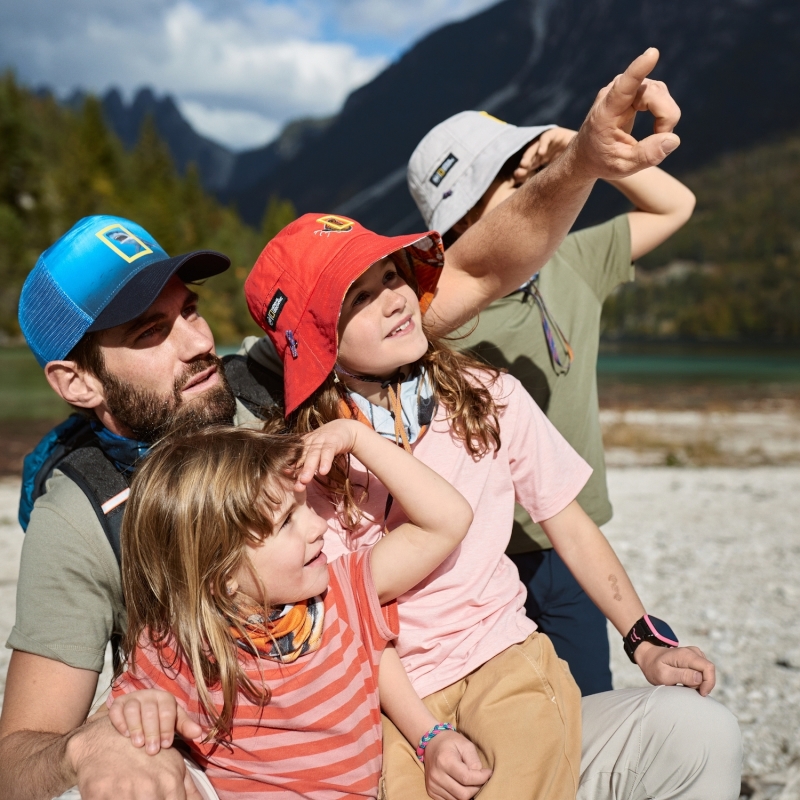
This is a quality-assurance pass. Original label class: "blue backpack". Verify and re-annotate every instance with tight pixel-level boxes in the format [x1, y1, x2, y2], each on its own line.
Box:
[19, 414, 130, 563]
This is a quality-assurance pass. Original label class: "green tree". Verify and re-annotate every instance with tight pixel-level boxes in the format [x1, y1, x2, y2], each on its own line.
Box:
[261, 194, 296, 242]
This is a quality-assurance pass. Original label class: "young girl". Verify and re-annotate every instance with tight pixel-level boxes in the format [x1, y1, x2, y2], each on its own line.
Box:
[242, 213, 721, 800]
[109, 421, 481, 799]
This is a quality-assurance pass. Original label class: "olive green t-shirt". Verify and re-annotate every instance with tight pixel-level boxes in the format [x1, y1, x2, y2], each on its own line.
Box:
[6, 399, 262, 671]
[455, 215, 633, 553]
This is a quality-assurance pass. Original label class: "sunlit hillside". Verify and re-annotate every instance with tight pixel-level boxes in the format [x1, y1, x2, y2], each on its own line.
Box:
[603, 133, 800, 341]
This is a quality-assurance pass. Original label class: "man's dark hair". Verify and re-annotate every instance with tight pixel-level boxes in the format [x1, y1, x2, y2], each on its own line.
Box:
[66, 332, 105, 378]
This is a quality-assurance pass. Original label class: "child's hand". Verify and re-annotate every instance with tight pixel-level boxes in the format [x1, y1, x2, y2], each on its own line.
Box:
[514, 127, 577, 182]
[634, 643, 717, 696]
[423, 730, 492, 800]
[295, 420, 361, 489]
[108, 689, 204, 754]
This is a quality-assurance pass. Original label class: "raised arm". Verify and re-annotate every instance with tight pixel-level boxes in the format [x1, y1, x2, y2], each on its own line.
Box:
[514, 127, 696, 261]
[425, 47, 682, 334]
[296, 420, 473, 603]
[607, 168, 695, 260]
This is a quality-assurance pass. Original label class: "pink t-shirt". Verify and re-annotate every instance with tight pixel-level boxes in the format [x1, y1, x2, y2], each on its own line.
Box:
[310, 372, 592, 697]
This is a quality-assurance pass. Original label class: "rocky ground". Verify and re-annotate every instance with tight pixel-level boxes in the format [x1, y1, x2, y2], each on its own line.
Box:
[1, 405, 799, 797]
[602, 467, 800, 799]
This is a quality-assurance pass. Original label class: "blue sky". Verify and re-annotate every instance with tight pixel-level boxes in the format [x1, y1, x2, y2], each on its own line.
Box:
[0, 0, 498, 150]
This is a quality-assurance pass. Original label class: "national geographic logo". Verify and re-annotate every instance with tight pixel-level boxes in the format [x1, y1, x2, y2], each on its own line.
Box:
[430, 153, 458, 187]
[265, 289, 288, 330]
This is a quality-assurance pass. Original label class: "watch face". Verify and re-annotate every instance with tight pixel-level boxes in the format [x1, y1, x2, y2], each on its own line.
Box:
[644, 615, 679, 647]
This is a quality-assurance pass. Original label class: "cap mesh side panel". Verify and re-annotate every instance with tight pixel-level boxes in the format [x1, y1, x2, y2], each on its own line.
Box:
[20, 267, 92, 363]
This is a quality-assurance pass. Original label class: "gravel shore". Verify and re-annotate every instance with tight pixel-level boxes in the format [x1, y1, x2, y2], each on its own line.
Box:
[2, 461, 799, 793]
[602, 467, 800, 795]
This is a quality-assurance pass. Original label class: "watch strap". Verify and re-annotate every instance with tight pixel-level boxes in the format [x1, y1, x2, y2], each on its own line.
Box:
[623, 614, 679, 663]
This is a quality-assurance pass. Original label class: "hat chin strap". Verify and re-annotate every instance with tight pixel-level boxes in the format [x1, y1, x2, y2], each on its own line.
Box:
[334, 363, 414, 454]
[334, 363, 407, 390]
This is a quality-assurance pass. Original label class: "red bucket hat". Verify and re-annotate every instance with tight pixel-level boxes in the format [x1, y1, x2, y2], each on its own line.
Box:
[244, 213, 444, 415]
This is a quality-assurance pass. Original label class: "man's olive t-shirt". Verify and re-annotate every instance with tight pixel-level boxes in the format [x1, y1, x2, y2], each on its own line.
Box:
[6, 399, 261, 671]
[456, 215, 633, 553]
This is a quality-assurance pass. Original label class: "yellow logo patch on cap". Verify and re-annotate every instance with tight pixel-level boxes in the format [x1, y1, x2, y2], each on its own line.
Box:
[95, 224, 154, 263]
[317, 215, 354, 233]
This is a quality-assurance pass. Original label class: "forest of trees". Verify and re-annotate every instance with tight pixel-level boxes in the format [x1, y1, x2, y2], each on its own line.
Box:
[602, 134, 800, 341]
[0, 72, 295, 346]
[2, 70, 799, 345]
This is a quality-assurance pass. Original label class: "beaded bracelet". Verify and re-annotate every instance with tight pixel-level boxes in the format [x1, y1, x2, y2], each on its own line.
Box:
[416, 723, 456, 763]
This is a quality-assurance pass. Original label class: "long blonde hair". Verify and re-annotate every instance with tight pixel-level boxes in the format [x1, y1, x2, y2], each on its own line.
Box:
[291, 331, 504, 529]
[120, 425, 304, 740]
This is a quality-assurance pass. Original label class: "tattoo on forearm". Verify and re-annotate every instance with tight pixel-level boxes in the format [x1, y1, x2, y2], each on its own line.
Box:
[608, 574, 622, 601]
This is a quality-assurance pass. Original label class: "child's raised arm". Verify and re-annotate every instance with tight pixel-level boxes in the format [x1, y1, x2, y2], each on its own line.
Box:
[297, 419, 473, 603]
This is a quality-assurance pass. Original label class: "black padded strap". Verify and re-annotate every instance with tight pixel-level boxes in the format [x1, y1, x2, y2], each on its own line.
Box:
[59, 447, 129, 565]
[223, 354, 283, 419]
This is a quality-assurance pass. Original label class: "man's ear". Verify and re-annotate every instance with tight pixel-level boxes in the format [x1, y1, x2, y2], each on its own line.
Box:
[44, 361, 105, 409]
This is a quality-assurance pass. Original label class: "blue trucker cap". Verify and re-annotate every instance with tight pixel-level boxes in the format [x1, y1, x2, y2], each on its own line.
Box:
[19, 215, 230, 366]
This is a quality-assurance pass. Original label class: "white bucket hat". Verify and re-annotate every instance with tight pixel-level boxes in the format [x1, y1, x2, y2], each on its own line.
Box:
[407, 111, 555, 235]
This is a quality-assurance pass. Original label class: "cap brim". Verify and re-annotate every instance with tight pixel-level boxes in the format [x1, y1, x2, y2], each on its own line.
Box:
[88, 250, 230, 332]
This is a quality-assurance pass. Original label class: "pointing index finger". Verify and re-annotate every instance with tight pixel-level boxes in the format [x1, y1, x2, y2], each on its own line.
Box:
[603, 48, 660, 116]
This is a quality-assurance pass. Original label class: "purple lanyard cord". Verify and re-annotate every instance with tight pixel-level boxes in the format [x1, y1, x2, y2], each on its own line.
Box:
[518, 275, 574, 376]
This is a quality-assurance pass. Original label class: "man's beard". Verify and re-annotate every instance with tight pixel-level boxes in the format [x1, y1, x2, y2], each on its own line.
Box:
[101, 354, 238, 443]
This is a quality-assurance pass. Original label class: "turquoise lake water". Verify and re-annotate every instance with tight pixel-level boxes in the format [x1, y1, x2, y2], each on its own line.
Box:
[3, 344, 799, 421]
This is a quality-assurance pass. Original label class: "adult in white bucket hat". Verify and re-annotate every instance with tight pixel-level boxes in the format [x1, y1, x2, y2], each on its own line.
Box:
[408, 108, 697, 697]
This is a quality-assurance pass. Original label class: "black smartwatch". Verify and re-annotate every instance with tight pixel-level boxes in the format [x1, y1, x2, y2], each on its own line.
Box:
[623, 615, 679, 663]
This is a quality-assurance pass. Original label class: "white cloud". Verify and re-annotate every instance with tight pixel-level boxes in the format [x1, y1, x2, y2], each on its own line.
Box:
[330, 0, 500, 43]
[0, 0, 386, 149]
[155, 2, 386, 118]
[0, 0, 497, 149]
[178, 99, 280, 150]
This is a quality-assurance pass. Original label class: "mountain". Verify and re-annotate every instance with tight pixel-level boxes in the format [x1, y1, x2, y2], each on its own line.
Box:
[99, 88, 236, 193]
[219, 116, 334, 207]
[224, 0, 800, 234]
[93, 88, 334, 209]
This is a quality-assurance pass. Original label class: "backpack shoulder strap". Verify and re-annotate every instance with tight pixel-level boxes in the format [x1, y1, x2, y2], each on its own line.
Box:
[58, 447, 130, 565]
[19, 414, 97, 530]
[223, 353, 283, 419]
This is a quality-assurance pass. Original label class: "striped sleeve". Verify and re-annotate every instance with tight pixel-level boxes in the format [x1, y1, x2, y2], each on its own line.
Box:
[332, 549, 399, 663]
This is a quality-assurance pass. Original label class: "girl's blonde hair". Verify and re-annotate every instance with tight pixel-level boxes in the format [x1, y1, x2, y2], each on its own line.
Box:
[291, 332, 503, 529]
[120, 425, 304, 740]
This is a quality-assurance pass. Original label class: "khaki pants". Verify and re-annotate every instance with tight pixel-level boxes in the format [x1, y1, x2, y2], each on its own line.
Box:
[382, 677, 742, 800]
[382, 632, 582, 800]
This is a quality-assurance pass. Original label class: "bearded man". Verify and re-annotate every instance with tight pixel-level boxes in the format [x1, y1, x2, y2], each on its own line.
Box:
[0, 50, 703, 800]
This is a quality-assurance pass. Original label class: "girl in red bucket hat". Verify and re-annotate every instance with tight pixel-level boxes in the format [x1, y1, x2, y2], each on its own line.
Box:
[245, 215, 729, 800]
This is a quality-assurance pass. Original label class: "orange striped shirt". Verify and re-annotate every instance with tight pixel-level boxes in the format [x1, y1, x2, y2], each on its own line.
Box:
[112, 550, 398, 799]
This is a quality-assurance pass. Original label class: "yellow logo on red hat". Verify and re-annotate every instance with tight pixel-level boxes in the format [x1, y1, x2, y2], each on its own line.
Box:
[316, 215, 354, 233]
[95, 224, 154, 263]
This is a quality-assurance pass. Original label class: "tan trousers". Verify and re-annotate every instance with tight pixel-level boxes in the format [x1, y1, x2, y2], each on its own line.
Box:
[381, 680, 742, 800]
[381, 632, 582, 800]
